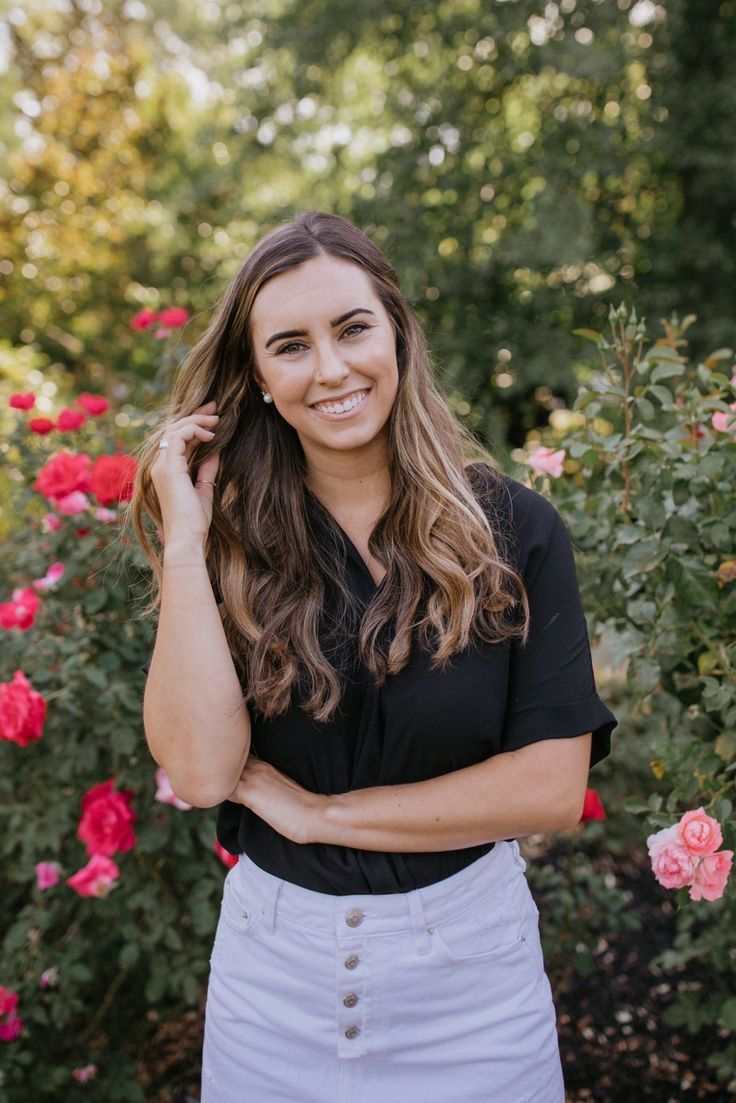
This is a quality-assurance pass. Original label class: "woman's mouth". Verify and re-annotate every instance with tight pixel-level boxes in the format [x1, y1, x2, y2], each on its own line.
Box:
[310, 388, 371, 420]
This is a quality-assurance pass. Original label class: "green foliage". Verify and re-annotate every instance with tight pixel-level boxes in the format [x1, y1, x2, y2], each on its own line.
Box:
[523, 305, 736, 1083]
[2, 1, 735, 461]
[0, 410, 229, 1102]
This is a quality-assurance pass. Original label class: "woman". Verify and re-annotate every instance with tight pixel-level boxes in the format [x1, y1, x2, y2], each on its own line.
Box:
[133, 210, 617, 1103]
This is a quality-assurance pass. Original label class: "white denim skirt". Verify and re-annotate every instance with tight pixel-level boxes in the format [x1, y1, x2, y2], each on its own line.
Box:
[201, 838, 565, 1103]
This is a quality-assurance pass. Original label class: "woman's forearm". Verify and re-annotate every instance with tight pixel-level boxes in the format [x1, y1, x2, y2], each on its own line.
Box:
[317, 735, 591, 852]
[142, 543, 251, 807]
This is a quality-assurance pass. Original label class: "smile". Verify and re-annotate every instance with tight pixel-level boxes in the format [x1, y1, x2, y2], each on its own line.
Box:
[310, 388, 371, 419]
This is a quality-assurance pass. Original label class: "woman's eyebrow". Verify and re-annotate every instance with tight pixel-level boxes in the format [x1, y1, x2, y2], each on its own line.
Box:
[264, 307, 376, 349]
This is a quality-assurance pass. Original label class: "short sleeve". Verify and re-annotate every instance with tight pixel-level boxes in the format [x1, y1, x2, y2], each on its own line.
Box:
[501, 486, 617, 769]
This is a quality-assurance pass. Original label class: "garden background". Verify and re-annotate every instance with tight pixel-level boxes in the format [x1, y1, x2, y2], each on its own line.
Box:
[1, 0, 735, 1100]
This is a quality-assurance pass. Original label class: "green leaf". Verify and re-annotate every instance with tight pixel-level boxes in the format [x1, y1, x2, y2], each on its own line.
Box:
[650, 362, 685, 383]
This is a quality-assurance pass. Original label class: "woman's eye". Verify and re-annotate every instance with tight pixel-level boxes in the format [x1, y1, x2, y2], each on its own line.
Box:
[276, 323, 369, 355]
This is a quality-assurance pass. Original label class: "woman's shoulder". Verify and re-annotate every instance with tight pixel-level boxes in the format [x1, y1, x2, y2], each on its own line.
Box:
[464, 461, 561, 560]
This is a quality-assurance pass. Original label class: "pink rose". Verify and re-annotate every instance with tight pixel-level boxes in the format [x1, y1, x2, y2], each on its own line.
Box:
[154, 767, 192, 811]
[77, 779, 136, 857]
[528, 446, 566, 478]
[42, 513, 63, 533]
[76, 392, 110, 415]
[678, 807, 723, 856]
[56, 491, 90, 515]
[9, 392, 36, 410]
[689, 850, 733, 902]
[0, 987, 18, 1015]
[67, 853, 120, 898]
[647, 824, 697, 889]
[40, 966, 59, 989]
[711, 403, 736, 433]
[35, 861, 62, 890]
[0, 670, 47, 746]
[32, 562, 65, 592]
[94, 507, 118, 523]
[56, 407, 87, 432]
[72, 1064, 99, 1082]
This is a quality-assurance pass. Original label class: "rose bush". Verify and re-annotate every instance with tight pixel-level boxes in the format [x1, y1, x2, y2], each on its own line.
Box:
[520, 306, 736, 1085]
[0, 389, 235, 1102]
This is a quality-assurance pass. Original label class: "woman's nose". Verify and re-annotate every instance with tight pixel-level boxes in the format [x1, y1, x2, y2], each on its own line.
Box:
[314, 341, 348, 380]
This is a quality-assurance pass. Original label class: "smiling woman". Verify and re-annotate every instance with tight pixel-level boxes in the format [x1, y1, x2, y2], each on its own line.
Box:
[130, 209, 616, 1103]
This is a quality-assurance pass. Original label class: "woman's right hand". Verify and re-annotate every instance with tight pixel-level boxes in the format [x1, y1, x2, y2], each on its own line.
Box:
[150, 399, 221, 555]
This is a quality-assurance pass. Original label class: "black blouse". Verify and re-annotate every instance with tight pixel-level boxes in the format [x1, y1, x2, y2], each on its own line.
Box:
[144, 464, 617, 895]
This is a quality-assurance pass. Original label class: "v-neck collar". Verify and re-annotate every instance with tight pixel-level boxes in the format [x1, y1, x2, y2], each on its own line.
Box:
[304, 488, 386, 591]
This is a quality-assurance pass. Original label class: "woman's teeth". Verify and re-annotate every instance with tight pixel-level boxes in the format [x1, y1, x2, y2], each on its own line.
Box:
[312, 389, 369, 415]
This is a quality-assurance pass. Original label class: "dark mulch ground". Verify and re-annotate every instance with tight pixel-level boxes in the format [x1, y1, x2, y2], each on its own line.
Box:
[137, 844, 732, 1103]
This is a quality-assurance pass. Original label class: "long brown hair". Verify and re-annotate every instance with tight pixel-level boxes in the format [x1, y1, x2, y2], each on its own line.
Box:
[128, 210, 530, 721]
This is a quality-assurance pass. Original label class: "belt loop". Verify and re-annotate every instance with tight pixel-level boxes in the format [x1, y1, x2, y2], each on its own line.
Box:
[407, 889, 432, 955]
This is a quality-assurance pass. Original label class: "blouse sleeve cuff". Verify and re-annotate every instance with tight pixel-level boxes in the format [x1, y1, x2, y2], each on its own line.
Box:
[502, 694, 618, 768]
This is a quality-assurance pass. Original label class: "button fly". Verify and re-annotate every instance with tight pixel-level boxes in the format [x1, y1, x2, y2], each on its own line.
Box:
[343, 992, 359, 1008]
[345, 908, 364, 928]
[344, 955, 359, 969]
[345, 1025, 360, 1039]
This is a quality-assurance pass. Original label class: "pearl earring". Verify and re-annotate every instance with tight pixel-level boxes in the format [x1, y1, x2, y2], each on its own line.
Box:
[262, 392, 273, 403]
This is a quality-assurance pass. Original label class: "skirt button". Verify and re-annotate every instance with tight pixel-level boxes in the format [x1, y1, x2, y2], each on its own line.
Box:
[345, 908, 364, 928]
[345, 1025, 361, 1039]
[343, 992, 359, 1008]
[344, 955, 359, 969]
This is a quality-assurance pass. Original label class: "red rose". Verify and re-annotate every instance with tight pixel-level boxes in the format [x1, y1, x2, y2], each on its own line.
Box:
[130, 308, 159, 330]
[29, 418, 56, 435]
[76, 393, 110, 416]
[33, 450, 92, 503]
[9, 393, 36, 410]
[0, 588, 42, 632]
[89, 452, 137, 506]
[580, 787, 606, 822]
[214, 839, 239, 868]
[0, 670, 47, 747]
[77, 779, 136, 857]
[56, 407, 87, 432]
[158, 306, 189, 328]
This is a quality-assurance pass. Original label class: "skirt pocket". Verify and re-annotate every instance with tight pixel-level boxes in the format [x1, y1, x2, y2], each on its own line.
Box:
[217, 865, 262, 938]
[431, 873, 544, 987]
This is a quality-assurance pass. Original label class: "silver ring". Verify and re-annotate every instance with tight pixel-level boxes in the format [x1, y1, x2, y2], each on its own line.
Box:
[158, 439, 169, 449]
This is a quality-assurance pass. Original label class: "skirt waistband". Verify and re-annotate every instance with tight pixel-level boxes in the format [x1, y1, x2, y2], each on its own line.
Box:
[229, 839, 528, 941]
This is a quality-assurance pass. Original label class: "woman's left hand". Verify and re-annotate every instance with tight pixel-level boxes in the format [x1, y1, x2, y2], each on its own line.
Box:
[226, 756, 328, 846]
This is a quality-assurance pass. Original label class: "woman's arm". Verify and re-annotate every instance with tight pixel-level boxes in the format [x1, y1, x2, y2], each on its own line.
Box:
[230, 733, 592, 850]
[143, 544, 251, 808]
[316, 733, 592, 851]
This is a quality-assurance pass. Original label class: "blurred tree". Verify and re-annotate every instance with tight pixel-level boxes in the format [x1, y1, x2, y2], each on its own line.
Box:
[0, 0, 733, 463]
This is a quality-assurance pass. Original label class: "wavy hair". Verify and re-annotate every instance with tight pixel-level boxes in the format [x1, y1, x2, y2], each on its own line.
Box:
[128, 210, 530, 721]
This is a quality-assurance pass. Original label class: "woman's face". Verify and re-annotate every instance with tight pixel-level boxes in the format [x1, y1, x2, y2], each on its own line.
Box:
[249, 254, 400, 467]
